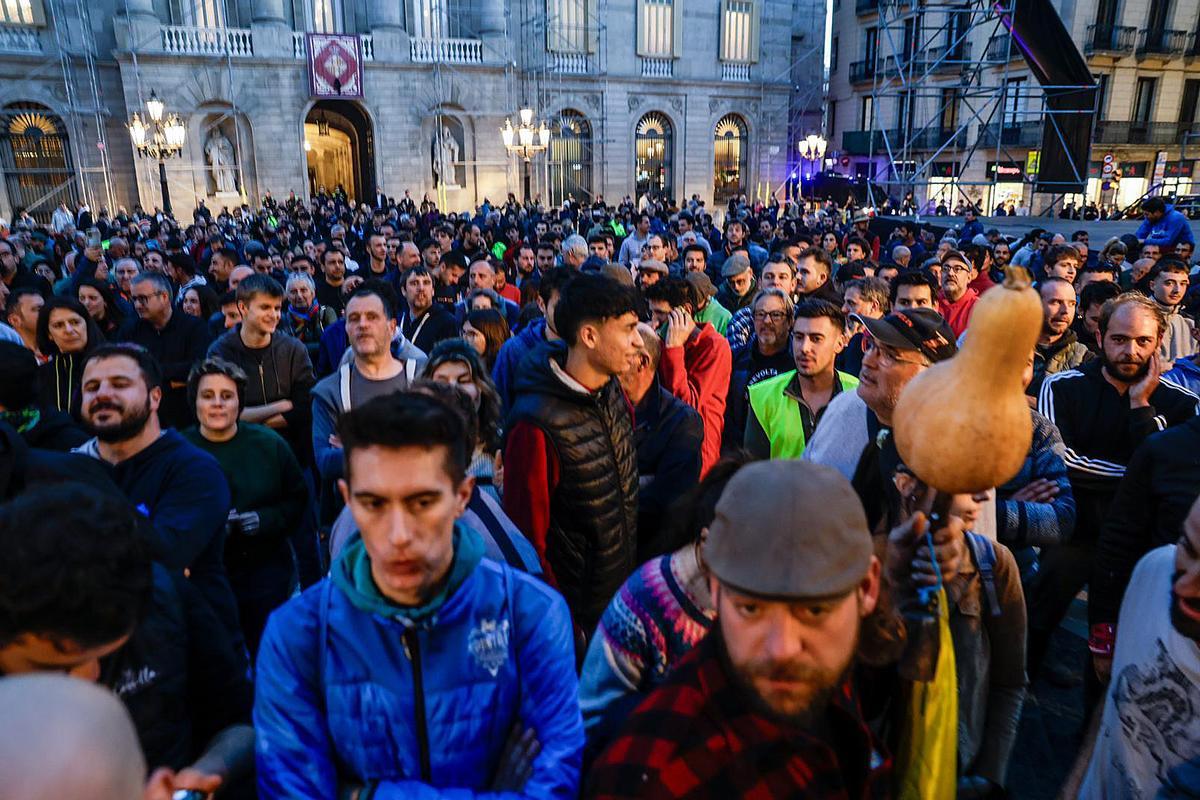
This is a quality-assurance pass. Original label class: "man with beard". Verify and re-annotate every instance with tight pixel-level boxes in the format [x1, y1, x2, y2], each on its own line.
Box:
[937, 248, 980, 337]
[1029, 278, 1093, 395]
[724, 289, 794, 450]
[76, 343, 243, 653]
[586, 460, 888, 798]
[1034, 294, 1199, 692]
[398, 265, 458, 355]
[1079, 496, 1200, 796]
[744, 299, 858, 460]
[1149, 258, 1194, 362]
[725, 257, 796, 350]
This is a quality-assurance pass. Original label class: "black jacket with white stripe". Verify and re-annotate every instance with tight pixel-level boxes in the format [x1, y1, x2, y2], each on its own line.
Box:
[1036, 358, 1199, 540]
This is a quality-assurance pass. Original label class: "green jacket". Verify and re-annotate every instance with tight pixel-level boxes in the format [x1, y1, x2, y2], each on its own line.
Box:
[695, 298, 732, 336]
[747, 369, 860, 459]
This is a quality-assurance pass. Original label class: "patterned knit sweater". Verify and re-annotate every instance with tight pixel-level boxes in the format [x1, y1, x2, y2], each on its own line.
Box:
[579, 549, 715, 756]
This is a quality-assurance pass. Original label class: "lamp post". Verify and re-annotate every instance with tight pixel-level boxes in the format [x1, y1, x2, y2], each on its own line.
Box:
[128, 90, 186, 215]
[501, 107, 551, 203]
[798, 133, 827, 208]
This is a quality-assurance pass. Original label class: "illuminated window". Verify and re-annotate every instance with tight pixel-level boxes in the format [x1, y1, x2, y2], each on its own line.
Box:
[714, 114, 748, 203]
[636, 111, 674, 201]
[549, 110, 593, 204]
[637, 0, 679, 58]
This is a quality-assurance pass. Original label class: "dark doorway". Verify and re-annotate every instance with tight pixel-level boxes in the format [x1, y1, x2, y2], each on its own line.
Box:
[303, 100, 375, 204]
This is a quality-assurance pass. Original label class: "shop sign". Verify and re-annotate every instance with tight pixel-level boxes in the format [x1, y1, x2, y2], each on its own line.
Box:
[987, 161, 1024, 180]
[1119, 161, 1148, 178]
[1165, 161, 1195, 178]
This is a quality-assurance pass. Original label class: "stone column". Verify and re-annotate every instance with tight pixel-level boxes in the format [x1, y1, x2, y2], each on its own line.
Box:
[368, 0, 404, 32]
[253, 0, 287, 25]
[479, 0, 504, 35]
[122, 0, 156, 19]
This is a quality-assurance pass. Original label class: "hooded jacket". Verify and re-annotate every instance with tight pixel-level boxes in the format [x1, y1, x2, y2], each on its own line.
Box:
[504, 340, 639, 636]
[207, 326, 316, 460]
[1135, 203, 1196, 249]
[493, 316, 549, 412]
[253, 526, 584, 799]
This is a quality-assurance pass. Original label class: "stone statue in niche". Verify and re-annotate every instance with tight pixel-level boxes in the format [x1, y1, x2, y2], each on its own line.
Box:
[434, 125, 460, 189]
[205, 129, 238, 195]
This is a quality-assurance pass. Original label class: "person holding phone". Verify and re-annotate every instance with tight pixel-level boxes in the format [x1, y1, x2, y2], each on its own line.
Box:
[643, 277, 732, 477]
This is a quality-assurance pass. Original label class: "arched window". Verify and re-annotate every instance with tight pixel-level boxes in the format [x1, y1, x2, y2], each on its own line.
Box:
[713, 114, 748, 204]
[549, 110, 592, 205]
[0, 102, 79, 222]
[635, 111, 673, 202]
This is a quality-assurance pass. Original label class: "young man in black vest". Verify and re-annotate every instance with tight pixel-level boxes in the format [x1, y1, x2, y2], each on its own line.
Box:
[504, 273, 642, 643]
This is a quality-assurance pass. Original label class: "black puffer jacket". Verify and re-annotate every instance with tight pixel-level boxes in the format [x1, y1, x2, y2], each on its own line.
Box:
[507, 340, 638, 634]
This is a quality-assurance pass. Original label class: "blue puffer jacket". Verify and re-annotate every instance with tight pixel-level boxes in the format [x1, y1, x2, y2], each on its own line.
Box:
[1136, 203, 1196, 249]
[254, 541, 583, 798]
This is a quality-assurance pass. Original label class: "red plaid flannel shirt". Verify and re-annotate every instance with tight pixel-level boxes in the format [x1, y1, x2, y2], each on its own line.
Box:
[585, 634, 892, 799]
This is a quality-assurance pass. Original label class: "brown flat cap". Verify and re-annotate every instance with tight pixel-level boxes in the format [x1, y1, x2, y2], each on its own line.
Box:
[685, 271, 717, 298]
[703, 460, 872, 599]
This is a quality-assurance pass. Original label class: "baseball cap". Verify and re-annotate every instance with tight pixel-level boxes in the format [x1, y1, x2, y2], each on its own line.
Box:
[684, 271, 717, 298]
[639, 258, 669, 275]
[721, 252, 752, 278]
[854, 308, 957, 363]
[581, 254, 608, 273]
[703, 461, 873, 600]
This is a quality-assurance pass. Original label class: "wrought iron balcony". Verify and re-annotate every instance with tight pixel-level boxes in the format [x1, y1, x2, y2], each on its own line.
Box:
[1084, 23, 1137, 54]
[977, 122, 1042, 148]
[985, 35, 1020, 62]
[848, 58, 875, 83]
[1094, 120, 1199, 145]
[1136, 28, 1188, 57]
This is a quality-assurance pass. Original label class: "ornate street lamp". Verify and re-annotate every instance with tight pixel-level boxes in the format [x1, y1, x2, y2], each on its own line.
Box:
[798, 134, 827, 206]
[128, 90, 186, 215]
[501, 107, 551, 202]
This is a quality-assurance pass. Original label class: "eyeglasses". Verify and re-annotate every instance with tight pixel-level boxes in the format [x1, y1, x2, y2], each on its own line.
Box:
[943, 263, 973, 276]
[753, 311, 789, 322]
[862, 337, 926, 367]
[131, 292, 163, 305]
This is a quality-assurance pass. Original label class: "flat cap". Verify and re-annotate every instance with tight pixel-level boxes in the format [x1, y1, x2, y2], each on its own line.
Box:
[721, 252, 752, 278]
[639, 258, 669, 274]
[703, 461, 873, 600]
[685, 271, 717, 298]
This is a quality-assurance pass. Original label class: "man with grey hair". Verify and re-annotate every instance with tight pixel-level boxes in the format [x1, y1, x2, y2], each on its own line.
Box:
[562, 234, 588, 270]
[892, 244, 912, 269]
[121, 271, 211, 428]
[0, 675, 146, 800]
[113, 257, 141, 298]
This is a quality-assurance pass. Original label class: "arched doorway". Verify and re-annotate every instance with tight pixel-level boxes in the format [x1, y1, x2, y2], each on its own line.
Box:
[635, 111, 673, 203]
[713, 114, 748, 204]
[303, 100, 374, 203]
[548, 110, 593, 206]
[0, 102, 80, 221]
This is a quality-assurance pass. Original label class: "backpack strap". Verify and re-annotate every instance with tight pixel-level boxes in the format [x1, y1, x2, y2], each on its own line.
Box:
[338, 362, 352, 412]
[405, 358, 417, 383]
[965, 532, 1001, 618]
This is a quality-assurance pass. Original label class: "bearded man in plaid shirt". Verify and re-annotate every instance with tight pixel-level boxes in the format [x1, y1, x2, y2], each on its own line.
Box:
[585, 460, 891, 799]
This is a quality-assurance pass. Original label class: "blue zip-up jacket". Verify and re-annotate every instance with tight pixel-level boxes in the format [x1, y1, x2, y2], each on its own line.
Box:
[1164, 356, 1200, 395]
[1136, 204, 1196, 249]
[493, 317, 547, 412]
[254, 539, 583, 798]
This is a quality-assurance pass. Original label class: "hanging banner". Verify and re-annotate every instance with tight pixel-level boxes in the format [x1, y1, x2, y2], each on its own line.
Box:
[307, 34, 364, 99]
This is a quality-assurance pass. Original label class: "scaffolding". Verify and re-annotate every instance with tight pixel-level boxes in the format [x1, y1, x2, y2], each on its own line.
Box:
[0, 0, 113, 221]
[861, 0, 1093, 215]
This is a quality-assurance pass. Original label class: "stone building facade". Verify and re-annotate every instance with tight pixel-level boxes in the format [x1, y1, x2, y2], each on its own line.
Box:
[827, 0, 1200, 214]
[0, 0, 820, 219]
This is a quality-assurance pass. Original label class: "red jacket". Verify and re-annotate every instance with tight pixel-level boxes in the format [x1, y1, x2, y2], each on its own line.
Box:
[658, 323, 732, 476]
[938, 288, 980, 338]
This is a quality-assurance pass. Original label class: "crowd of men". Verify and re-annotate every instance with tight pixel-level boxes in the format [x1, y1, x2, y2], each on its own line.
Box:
[1, 186, 1199, 798]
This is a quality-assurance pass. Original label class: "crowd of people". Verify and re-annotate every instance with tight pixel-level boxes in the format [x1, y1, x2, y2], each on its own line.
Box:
[1, 186, 1199, 798]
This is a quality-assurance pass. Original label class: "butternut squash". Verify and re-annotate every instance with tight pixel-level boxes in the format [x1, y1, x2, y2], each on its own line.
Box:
[892, 266, 1042, 494]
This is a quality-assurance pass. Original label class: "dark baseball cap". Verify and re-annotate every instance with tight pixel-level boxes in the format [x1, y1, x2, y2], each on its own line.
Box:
[854, 307, 957, 363]
[703, 461, 873, 600]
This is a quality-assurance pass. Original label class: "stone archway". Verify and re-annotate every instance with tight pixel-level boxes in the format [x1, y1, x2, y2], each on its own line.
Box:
[304, 99, 375, 204]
